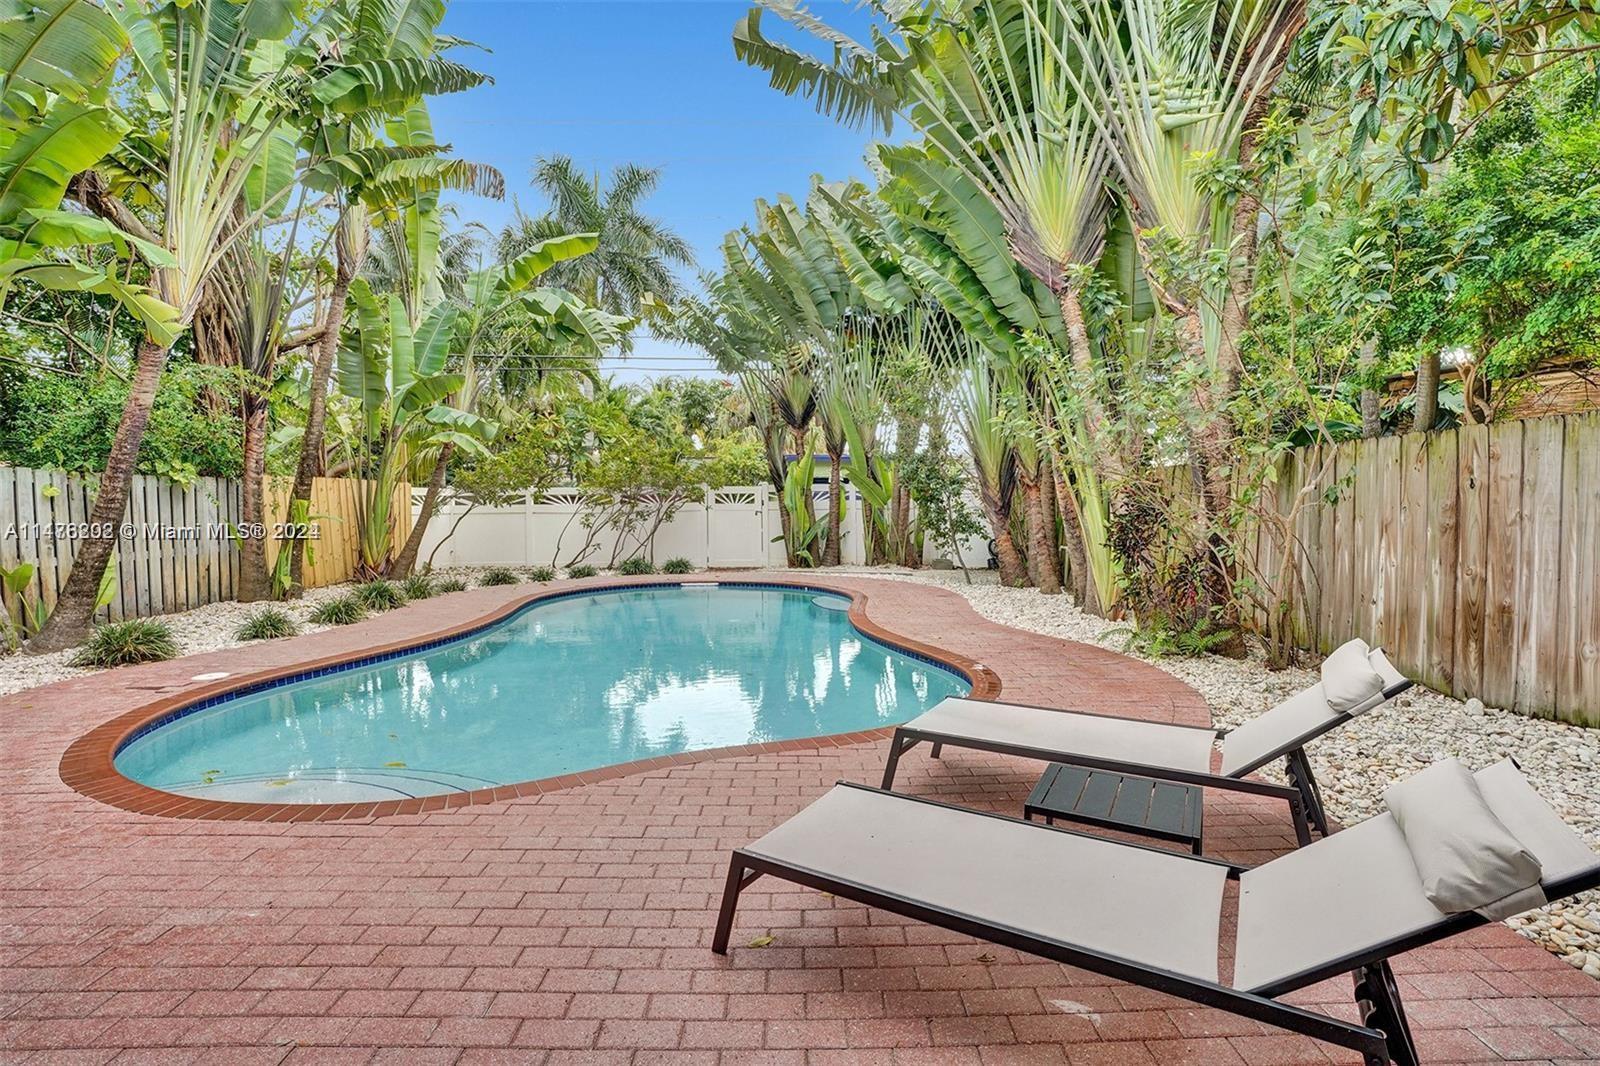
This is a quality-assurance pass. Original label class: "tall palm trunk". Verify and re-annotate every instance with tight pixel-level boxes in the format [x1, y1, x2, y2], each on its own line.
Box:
[823, 455, 842, 567]
[392, 443, 452, 578]
[285, 224, 363, 595]
[982, 497, 1027, 587]
[27, 336, 169, 652]
[1019, 469, 1060, 595]
[1054, 465, 1093, 607]
[1359, 338, 1382, 437]
[237, 392, 273, 601]
[1414, 347, 1440, 431]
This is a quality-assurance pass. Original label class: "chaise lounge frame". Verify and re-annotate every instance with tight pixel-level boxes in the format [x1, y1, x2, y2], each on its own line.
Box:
[712, 780, 1600, 1066]
[881, 675, 1412, 846]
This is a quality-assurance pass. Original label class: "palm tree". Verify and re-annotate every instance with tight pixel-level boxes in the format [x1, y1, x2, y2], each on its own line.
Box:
[23, 0, 310, 650]
[279, 0, 505, 596]
[498, 155, 695, 331]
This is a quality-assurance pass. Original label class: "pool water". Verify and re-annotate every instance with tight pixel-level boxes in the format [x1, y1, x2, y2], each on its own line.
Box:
[114, 585, 970, 804]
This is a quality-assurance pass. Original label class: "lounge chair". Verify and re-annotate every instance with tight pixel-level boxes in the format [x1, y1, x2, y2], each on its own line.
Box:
[712, 759, 1600, 1066]
[881, 638, 1411, 847]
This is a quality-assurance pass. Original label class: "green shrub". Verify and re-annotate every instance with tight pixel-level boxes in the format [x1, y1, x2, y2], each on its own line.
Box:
[399, 573, 435, 600]
[433, 577, 468, 594]
[70, 619, 177, 667]
[0, 362, 242, 478]
[566, 564, 598, 579]
[661, 557, 695, 575]
[235, 607, 299, 641]
[310, 595, 367, 626]
[528, 565, 557, 582]
[354, 579, 406, 611]
[479, 566, 520, 586]
[617, 557, 656, 576]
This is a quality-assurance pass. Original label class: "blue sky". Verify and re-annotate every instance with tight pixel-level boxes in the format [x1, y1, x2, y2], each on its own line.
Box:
[432, 0, 887, 382]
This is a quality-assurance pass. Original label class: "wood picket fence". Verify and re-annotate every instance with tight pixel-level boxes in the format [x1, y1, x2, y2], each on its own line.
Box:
[0, 468, 410, 623]
[1242, 411, 1599, 726]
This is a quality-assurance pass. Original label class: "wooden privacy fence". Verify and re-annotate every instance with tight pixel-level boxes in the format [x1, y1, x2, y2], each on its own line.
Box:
[262, 475, 413, 591]
[1251, 411, 1599, 726]
[0, 467, 410, 622]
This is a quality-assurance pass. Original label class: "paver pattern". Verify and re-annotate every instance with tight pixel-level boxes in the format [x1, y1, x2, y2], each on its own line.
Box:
[2, 575, 1596, 1065]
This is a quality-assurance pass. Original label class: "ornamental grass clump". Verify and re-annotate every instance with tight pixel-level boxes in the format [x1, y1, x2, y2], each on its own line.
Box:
[661, 557, 694, 574]
[70, 620, 178, 667]
[354, 579, 406, 611]
[528, 565, 557, 582]
[400, 573, 435, 600]
[310, 595, 366, 626]
[479, 566, 519, 586]
[566, 564, 598, 579]
[617, 557, 655, 576]
[433, 577, 468, 594]
[235, 607, 299, 641]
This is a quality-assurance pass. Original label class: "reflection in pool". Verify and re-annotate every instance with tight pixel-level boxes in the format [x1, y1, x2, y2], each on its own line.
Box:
[114, 585, 970, 803]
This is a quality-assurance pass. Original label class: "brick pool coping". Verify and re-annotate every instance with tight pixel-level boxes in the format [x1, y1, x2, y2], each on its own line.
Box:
[57, 576, 1004, 824]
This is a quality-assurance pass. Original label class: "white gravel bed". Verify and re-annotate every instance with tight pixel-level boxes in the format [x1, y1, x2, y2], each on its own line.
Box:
[4, 562, 1595, 974]
[0, 584, 358, 698]
[826, 565, 1600, 976]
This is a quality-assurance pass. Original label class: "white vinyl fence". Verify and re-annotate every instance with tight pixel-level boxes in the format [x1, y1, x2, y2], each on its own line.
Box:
[414, 485, 989, 571]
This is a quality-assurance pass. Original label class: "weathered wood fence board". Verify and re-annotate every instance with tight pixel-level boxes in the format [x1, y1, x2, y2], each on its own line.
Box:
[262, 475, 413, 590]
[1, 469, 407, 623]
[1257, 412, 1598, 726]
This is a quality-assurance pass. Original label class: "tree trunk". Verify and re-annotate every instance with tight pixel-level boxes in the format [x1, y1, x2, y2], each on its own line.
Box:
[1359, 338, 1382, 438]
[236, 392, 273, 602]
[1056, 477, 1095, 610]
[391, 443, 452, 579]
[771, 465, 796, 568]
[27, 336, 169, 652]
[1020, 474, 1061, 595]
[284, 212, 365, 596]
[823, 448, 842, 567]
[982, 499, 1027, 587]
[1039, 459, 1060, 584]
[1182, 310, 1249, 657]
[1049, 452, 1095, 610]
[1414, 346, 1440, 432]
[1057, 288, 1122, 480]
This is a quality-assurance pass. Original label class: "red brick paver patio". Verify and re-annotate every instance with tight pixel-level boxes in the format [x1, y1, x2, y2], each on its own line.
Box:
[2, 575, 1596, 1065]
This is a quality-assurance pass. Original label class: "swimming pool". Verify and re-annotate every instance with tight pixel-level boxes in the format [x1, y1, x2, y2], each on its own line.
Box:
[113, 584, 971, 804]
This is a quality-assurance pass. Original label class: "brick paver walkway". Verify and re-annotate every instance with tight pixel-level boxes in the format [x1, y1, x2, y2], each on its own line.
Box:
[2, 575, 1596, 1064]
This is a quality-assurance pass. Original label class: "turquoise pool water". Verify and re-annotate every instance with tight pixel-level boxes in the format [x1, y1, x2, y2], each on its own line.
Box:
[114, 584, 969, 804]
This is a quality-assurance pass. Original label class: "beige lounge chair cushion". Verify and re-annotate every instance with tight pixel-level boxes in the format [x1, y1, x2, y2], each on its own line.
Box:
[1234, 759, 1595, 994]
[903, 697, 1217, 776]
[1321, 638, 1386, 715]
[1218, 645, 1402, 777]
[1385, 757, 1545, 920]
[743, 785, 1229, 982]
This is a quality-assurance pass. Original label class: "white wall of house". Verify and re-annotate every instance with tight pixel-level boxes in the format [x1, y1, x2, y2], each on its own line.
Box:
[412, 485, 990, 571]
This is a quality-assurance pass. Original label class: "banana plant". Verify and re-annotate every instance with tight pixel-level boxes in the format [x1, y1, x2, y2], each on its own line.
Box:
[338, 280, 495, 575]
[777, 447, 828, 567]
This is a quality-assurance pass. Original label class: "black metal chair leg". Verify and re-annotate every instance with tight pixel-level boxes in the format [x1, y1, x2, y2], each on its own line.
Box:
[1285, 748, 1330, 837]
[930, 742, 943, 759]
[881, 732, 920, 789]
[1352, 960, 1417, 1066]
[712, 859, 754, 955]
